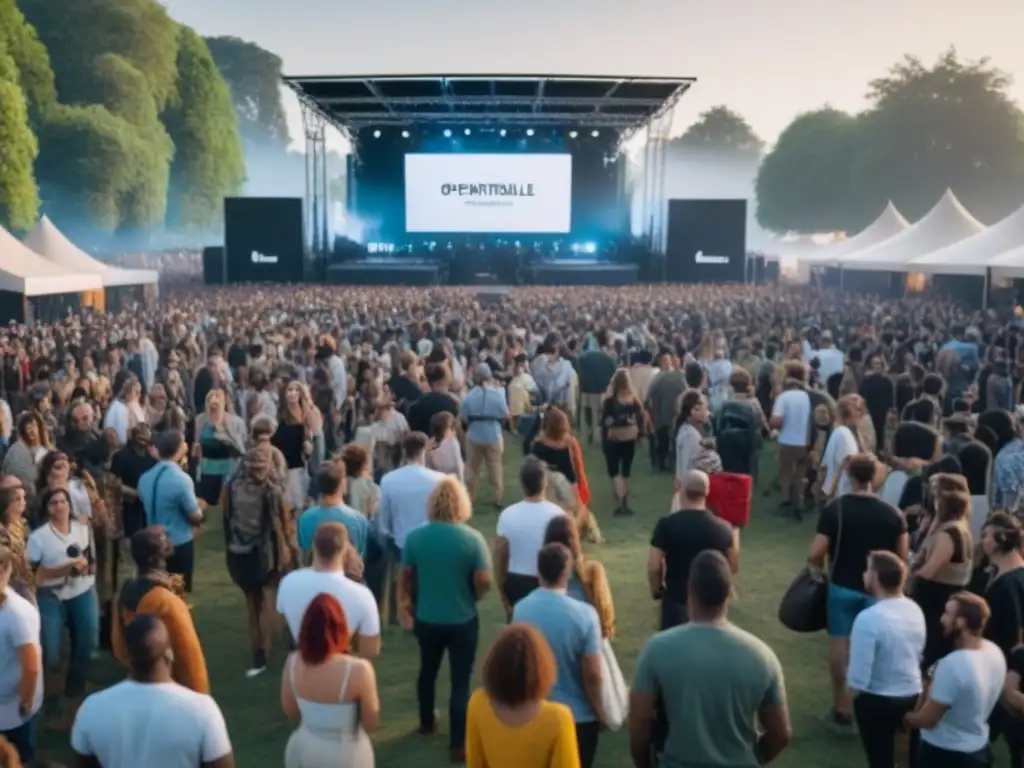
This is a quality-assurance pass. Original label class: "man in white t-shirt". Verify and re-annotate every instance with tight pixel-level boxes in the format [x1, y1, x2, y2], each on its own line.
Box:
[0, 550, 43, 764]
[276, 522, 381, 658]
[810, 331, 844, 390]
[494, 458, 566, 618]
[904, 592, 1006, 766]
[71, 615, 234, 768]
[770, 361, 812, 518]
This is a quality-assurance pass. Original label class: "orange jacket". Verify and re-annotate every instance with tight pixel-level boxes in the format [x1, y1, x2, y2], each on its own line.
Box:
[112, 583, 209, 694]
[569, 437, 591, 507]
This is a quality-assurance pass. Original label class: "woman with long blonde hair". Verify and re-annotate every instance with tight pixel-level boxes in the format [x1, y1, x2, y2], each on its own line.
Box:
[396, 477, 491, 764]
[273, 380, 322, 511]
[600, 369, 645, 516]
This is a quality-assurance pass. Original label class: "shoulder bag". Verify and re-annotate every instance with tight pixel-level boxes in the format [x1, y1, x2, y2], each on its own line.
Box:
[778, 499, 843, 633]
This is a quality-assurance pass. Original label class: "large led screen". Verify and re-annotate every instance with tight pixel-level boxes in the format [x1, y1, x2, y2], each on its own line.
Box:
[405, 153, 572, 233]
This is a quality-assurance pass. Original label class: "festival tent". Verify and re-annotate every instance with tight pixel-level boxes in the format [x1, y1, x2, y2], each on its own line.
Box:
[0, 225, 102, 296]
[906, 203, 1024, 276]
[798, 202, 910, 266]
[986, 245, 1024, 280]
[838, 190, 986, 273]
[24, 216, 159, 288]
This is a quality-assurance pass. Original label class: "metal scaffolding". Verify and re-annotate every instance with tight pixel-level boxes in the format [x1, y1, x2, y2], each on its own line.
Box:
[300, 97, 331, 281]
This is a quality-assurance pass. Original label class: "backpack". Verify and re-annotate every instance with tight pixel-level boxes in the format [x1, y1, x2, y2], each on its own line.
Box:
[714, 401, 760, 473]
[223, 477, 276, 590]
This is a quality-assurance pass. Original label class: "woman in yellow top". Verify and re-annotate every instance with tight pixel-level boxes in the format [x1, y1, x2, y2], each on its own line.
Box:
[466, 623, 580, 768]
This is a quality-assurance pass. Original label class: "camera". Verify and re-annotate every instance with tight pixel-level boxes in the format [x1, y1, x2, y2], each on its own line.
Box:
[66, 544, 93, 577]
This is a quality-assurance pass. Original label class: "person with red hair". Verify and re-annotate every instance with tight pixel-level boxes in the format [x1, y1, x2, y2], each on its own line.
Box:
[280, 593, 379, 768]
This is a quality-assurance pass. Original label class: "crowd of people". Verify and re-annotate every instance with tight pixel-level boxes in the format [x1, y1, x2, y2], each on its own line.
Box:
[0, 282, 1018, 767]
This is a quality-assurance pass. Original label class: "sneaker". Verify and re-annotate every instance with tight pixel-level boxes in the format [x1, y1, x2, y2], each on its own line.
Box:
[246, 650, 268, 678]
[418, 709, 441, 735]
[824, 709, 857, 736]
[772, 502, 794, 518]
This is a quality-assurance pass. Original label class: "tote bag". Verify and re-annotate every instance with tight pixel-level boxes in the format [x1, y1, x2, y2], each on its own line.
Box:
[778, 501, 843, 633]
[598, 637, 629, 730]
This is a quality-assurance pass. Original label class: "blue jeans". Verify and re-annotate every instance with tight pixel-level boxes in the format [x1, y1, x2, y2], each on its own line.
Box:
[38, 588, 99, 699]
[0, 715, 36, 763]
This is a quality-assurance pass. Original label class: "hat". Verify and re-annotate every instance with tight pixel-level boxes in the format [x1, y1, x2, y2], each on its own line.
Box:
[474, 363, 492, 381]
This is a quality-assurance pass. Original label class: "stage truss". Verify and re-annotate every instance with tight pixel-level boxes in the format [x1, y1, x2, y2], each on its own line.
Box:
[290, 74, 696, 265]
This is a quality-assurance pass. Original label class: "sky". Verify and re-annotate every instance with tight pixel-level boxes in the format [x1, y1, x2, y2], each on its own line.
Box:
[161, 0, 1024, 152]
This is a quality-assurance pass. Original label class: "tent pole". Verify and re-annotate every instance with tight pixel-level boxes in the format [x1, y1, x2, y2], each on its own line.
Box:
[983, 267, 990, 310]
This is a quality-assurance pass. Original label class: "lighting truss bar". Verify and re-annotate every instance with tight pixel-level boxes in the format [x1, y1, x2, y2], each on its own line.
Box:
[343, 114, 648, 128]
[318, 96, 669, 107]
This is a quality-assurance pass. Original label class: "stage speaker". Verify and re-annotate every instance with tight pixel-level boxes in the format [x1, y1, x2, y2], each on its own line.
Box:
[202, 246, 225, 285]
[752, 256, 766, 285]
[665, 199, 748, 283]
[765, 261, 780, 285]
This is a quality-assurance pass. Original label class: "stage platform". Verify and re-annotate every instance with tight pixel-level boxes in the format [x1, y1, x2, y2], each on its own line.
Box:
[528, 261, 639, 286]
[327, 261, 442, 286]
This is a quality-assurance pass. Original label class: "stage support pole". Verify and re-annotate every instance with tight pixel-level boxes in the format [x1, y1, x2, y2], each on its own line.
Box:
[300, 99, 328, 282]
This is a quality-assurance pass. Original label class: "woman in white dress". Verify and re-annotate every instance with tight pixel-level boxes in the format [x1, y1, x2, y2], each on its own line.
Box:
[281, 593, 378, 768]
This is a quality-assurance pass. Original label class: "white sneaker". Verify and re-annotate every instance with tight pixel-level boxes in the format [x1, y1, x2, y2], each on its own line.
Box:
[245, 666, 267, 679]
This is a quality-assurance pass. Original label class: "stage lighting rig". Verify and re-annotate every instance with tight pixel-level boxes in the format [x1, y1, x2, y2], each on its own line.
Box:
[499, 129, 507, 137]
[592, 130, 600, 137]
[373, 129, 381, 138]
[526, 129, 535, 137]
[443, 129, 452, 138]
[464, 128, 472, 136]
[401, 130, 410, 138]
[569, 130, 578, 138]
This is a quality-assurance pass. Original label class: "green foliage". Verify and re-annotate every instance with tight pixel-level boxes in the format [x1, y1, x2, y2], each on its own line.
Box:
[0, 0, 55, 121]
[756, 49, 1024, 233]
[0, 38, 39, 231]
[19, 0, 179, 111]
[756, 108, 861, 233]
[205, 35, 290, 148]
[163, 26, 245, 230]
[676, 105, 764, 153]
[34, 103, 141, 230]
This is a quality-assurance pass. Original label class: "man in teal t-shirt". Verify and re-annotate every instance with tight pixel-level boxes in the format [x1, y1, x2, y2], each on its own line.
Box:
[298, 462, 369, 559]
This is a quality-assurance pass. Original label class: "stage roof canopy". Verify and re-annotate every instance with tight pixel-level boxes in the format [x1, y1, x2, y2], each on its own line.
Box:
[283, 74, 696, 134]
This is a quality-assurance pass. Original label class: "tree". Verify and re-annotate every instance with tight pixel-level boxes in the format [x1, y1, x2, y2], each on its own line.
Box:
[19, 0, 180, 230]
[205, 36, 290, 149]
[19, 0, 180, 111]
[34, 104, 142, 231]
[162, 26, 245, 231]
[0, 0, 55, 122]
[676, 106, 764, 153]
[0, 38, 39, 231]
[851, 49, 1024, 224]
[755, 108, 862, 233]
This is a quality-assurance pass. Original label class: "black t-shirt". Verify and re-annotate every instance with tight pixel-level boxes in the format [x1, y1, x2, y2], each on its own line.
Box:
[984, 567, 1024, 659]
[388, 374, 424, 416]
[1010, 646, 1024, 691]
[110, 447, 157, 538]
[407, 392, 460, 436]
[651, 509, 733, 605]
[816, 494, 908, 592]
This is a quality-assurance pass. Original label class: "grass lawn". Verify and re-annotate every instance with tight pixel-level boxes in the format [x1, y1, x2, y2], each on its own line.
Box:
[40, 443, 892, 767]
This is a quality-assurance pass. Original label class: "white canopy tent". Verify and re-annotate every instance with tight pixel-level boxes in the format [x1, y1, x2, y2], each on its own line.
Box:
[906, 203, 1024, 276]
[839, 190, 986, 273]
[987, 245, 1024, 280]
[24, 216, 159, 288]
[798, 202, 910, 267]
[0, 226, 102, 296]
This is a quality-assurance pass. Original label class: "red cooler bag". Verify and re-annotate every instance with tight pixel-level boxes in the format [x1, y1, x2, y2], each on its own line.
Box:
[706, 472, 752, 527]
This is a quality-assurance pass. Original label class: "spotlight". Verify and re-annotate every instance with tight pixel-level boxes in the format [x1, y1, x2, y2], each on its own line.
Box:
[526, 128, 535, 137]
[443, 129, 452, 138]
[372, 130, 382, 138]
[569, 130, 578, 139]
[591, 130, 600, 138]
[583, 242, 597, 254]
[464, 128, 472, 136]
[499, 129, 507, 137]
[401, 130, 410, 138]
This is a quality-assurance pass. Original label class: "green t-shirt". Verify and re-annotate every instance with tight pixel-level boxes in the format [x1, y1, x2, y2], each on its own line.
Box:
[633, 622, 785, 768]
[401, 521, 490, 625]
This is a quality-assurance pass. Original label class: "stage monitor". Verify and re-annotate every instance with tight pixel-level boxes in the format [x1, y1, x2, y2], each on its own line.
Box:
[224, 197, 305, 283]
[404, 153, 572, 233]
[665, 199, 748, 283]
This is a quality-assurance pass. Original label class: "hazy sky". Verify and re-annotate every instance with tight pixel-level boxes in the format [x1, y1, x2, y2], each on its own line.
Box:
[162, 0, 1024, 150]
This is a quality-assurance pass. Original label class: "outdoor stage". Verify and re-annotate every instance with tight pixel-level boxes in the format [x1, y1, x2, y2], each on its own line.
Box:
[284, 72, 695, 287]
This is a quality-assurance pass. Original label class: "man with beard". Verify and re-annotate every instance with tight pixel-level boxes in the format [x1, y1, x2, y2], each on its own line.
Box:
[904, 592, 1006, 767]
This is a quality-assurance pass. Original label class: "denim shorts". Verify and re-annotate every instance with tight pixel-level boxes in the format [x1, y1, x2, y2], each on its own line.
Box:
[827, 583, 875, 638]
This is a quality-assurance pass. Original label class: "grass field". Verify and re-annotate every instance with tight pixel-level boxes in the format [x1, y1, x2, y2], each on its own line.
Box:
[39, 443, 902, 767]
